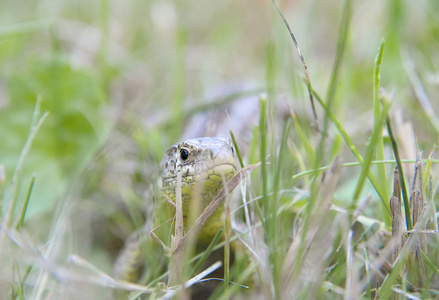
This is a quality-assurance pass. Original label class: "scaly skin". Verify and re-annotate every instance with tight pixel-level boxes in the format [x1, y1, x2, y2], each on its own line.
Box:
[114, 137, 236, 283]
[160, 137, 236, 243]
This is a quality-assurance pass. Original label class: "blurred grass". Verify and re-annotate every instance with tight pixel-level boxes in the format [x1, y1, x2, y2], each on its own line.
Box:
[0, 0, 439, 299]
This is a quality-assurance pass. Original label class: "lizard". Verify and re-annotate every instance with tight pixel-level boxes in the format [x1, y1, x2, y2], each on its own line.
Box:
[113, 137, 237, 294]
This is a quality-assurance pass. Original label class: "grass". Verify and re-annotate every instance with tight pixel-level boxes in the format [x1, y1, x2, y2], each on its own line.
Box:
[1, 0, 439, 299]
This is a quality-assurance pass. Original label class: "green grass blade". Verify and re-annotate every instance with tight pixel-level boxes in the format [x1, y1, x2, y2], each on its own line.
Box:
[421, 250, 439, 275]
[373, 39, 389, 198]
[312, 89, 391, 214]
[3, 97, 49, 228]
[317, 0, 352, 165]
[352, 96, 391, 204]
[271, 118, 291, 296]
[287, 9, 359, 273]
[217, 262, 258, 300]
[293, 159, 439, 179]
[13, 262, 25, 300]
[372, 40, 390, 227]
[377, 257, 405, 299]
[17, 174, 35, 231]
[271, 0, 318, 125]
[290, 109, 315, 168]
[230, 130, 244, 169]
[423, 148, 434, 200]
[259, 95, 268, 216]
[386, 117, 412, 231]
[191, 229, 223, 273]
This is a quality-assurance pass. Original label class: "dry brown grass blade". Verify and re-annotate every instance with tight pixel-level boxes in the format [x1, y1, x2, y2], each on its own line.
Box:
[408, 150, 427, 286]
[377, 151, 432, 297]
[166, 163, 260, 294]
[394, 111, 416, 180]
[390, 167, 403, 263]
[281, 157, 342, 297]
[410, 151, 425, 228]
[271, 0, 319, 130]
[168, 171, 185, 289]
[172, 163, 260, 254]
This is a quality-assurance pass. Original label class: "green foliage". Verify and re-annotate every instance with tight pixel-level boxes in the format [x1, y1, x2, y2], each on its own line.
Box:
[0, 58, 108, 215]
[1, 0, 439, 299]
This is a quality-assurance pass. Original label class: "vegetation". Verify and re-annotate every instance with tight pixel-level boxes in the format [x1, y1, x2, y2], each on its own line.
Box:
[0, 0, 438, 299]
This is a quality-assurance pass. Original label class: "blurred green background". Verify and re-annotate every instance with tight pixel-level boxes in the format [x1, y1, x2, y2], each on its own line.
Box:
[0, 0, 438, 296]
[1, 0, 437, 218]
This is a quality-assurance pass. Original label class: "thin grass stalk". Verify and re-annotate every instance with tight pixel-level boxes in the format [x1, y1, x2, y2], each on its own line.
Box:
[386, 117, 413, 231]
[317, 0, 352, 165]
[363, 248, 372, 298]
[352, 95, 391, 204]
[290, 108, 315, 169]
[424, 149, 439, 233]
[12, 261, 24, 300]
[19, 265, 32, 297]
[191, 229, 223, 273]
[346, 230, 360, 299]
[265, 41, 277, 173]
[0, 98, 48, 296]
[155, 262, 222, 300]
[230, 130, 244, 169]
[421, 250, 439, 276]
[168, 170, 184, 288]
[410, 153, 424, 227]
[273, 119, 292, 211]
[4, 97, 48, 228]
[33, 202, 71, 300]
[259, 94, 273, 297]
[373, 39, 391, 224]
[288, 142, 309, 187]
[218, 263, 257, 300]
[271, 0, 318, 127]
[248, 125, 260, 165]
[271, 119, 291, 296]
[293, 159, 439, 179]
[390, 167, 403, 263]
[422, 148, 434, 206]
[312, 89, 391, 214]
[328, 135, 342, 162]
[17, 174, 35, 231]
[223, 177, 232, 297]
[411, 152, 427, 286]
[259, 95, 268, 219]
[240, 184, 255, 248]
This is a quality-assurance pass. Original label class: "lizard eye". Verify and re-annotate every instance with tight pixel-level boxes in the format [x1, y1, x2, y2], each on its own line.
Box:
[180, 148, 189, 161]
